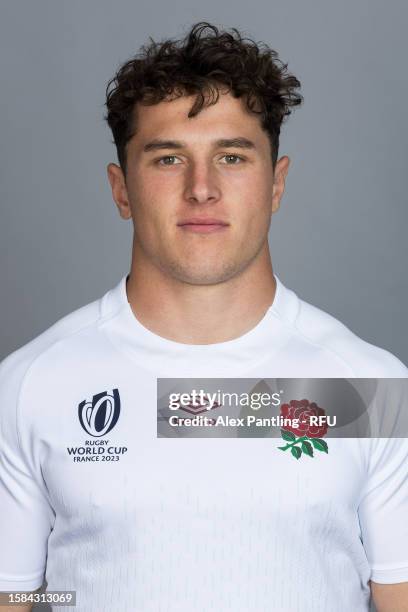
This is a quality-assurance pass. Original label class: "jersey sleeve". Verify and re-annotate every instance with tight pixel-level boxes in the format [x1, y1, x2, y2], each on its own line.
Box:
[358, 434, 408, 584]
[0, 352, 55, 592]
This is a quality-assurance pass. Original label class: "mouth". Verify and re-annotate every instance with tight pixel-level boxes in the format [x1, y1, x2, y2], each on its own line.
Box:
[177, 217, 230, 234]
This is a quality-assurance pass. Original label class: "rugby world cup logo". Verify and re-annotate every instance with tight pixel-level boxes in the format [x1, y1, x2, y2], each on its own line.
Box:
[78, 389, 121, 437]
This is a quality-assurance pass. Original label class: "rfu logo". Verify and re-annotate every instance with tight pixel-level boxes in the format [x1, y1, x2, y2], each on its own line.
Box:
[78, 389, 121, 437]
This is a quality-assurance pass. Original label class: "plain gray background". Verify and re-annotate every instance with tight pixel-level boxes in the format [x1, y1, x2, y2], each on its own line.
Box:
[0, 1, 406, 610]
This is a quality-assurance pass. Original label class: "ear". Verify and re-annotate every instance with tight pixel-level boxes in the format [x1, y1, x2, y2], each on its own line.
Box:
[271, 155, 291, 214]
[107, 163, 132, 220]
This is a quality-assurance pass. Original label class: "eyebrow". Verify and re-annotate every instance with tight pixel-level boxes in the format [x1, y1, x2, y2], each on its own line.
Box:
[143, 137, 256, 153]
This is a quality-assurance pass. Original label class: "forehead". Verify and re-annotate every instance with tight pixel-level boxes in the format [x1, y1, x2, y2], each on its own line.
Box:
[130, 91, 266, 144]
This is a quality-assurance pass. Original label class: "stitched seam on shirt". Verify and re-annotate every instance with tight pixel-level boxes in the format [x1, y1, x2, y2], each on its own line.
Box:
[270, 302, 375, 486]
[0, 569, 44, 581]
[14, 299, 125, 482]
[269, 307, 358, 377]
[371, 563, 408, 571]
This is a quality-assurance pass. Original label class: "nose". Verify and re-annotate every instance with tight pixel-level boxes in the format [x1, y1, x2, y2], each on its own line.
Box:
[183, 160, 222, 205]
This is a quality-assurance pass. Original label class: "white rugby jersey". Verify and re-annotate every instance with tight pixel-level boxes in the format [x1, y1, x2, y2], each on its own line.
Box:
[0, 273, 407, 611]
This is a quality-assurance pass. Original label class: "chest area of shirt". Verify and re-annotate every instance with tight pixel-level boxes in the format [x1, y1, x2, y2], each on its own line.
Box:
[33, 378, 366, 530]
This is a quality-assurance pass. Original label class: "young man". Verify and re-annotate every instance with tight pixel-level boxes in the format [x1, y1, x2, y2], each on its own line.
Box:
[0, 21, 407, 612]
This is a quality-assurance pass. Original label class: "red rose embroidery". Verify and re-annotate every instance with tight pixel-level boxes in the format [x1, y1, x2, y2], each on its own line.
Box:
[280, 399, 328, 438]
[277, 399, 329, 460]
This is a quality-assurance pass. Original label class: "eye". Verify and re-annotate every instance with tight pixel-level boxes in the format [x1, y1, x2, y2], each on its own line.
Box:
[220, 154, 245, 164]
[156, 155, 182, 166]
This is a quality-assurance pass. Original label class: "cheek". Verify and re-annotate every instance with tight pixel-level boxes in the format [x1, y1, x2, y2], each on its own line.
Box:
[127, 178, 162, 227]
[130, 168, 179, 211]
[243, 209, 271, 242]
[128, 172, 150, 205]
[232, 169, 272, 209]
[130, 199, 175, 250]
[236, 186, 272, 231]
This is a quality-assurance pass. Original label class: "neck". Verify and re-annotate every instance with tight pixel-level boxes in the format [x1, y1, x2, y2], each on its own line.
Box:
[126, 243, 277, 345]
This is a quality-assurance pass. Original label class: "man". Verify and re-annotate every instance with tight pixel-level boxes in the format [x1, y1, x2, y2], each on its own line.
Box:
[0, 21, 407, 612]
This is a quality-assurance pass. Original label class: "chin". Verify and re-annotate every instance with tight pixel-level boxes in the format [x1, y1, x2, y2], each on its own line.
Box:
[165, 261, 244, 286]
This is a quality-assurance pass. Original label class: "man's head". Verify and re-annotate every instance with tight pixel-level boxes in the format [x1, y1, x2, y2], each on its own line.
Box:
[105, 22, 302, 286]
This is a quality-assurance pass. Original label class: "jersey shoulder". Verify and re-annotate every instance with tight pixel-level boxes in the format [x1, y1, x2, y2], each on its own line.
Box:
[0, 291, 110, 397]
[293, 295, 408, 377]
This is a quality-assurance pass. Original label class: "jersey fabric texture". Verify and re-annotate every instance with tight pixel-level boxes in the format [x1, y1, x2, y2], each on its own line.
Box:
[0, 273, 407, 612]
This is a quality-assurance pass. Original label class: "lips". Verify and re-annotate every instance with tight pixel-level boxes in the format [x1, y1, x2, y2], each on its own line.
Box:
[177, 217, 230, 234]
[177, 217, 229, 226]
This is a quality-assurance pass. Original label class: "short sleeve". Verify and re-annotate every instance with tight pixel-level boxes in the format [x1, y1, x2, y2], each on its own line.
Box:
[0, 353, 55, 592]
[358, 436, 408, 584]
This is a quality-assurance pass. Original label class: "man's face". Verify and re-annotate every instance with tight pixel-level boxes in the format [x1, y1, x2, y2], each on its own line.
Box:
[108, 90, 290, 285]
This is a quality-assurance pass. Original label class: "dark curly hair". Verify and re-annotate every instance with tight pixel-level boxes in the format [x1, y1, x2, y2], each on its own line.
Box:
[105, 21, 303, 174]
